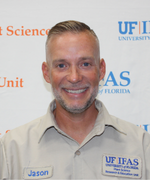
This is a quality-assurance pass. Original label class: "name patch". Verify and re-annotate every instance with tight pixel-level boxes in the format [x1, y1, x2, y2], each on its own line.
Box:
[23, 166, 53, 179]
[102, 154, 142, 179]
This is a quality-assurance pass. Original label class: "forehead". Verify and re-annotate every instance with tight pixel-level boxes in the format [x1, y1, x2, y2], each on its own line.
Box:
[46, 32, 99, 61]
[48, 31, 98, 48]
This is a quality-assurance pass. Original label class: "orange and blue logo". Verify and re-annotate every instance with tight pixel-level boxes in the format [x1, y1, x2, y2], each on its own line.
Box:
[118, 21, 150, 41]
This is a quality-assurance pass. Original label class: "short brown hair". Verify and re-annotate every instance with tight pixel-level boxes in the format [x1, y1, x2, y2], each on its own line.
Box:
[46, 20, 98, 45]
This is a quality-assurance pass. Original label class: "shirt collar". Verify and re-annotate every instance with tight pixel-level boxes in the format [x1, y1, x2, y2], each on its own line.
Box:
[37, 99, 58, 143]
[95, 99, 127, 135]
[38, 99, 126, 143]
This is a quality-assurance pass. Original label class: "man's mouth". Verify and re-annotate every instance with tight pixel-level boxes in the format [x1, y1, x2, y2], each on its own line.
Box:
[64, 88, 88, 94]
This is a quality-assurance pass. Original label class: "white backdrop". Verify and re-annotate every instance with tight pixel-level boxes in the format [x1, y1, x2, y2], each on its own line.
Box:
[0, 0, 150, 137]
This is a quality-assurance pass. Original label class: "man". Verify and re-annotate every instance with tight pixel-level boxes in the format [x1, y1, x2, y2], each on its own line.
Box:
[0, 20, 150, 179]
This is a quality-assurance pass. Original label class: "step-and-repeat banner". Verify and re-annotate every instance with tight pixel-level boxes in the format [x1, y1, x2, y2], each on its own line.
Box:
[0, 0, 150, 137]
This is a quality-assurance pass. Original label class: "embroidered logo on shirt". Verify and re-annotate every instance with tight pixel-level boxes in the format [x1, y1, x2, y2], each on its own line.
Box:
[23, 166, 53, 179]
[102, 154, 142, 179]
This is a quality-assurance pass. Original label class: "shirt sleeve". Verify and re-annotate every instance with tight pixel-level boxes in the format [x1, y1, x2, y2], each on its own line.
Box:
[0, 139, 9, 180]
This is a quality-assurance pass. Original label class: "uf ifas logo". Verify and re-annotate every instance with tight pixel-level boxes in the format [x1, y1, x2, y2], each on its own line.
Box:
[103, 155, 141, 178]
[118, 21, 150, 35]
[105, 156, 138, 166]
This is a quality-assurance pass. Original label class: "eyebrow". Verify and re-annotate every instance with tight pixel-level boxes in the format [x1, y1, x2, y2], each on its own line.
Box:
[52, 59, 66, 65]
[78, 56, 95, 61]
[52, 56, 95, 65]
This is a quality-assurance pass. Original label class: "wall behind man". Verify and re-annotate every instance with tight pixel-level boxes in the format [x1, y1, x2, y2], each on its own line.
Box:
[0, 0, 150, 137]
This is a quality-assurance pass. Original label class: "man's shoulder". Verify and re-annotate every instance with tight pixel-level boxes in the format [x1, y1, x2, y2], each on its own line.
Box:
[97, 99, 149, 138]
[1, 115, 45, 145]
[110, 114, 150, 139]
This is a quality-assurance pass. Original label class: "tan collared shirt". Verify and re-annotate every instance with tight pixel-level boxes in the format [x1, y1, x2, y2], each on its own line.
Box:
[0, 99, 150, 179]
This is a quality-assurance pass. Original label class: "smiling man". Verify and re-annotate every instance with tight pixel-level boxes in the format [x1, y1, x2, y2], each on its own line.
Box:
[42, 24, 105, 144]
[0, 20, 150, 179]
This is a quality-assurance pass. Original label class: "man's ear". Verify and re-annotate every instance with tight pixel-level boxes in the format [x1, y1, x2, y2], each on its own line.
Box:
[42, 62, 51, 83]
[99, 58, 106, 81]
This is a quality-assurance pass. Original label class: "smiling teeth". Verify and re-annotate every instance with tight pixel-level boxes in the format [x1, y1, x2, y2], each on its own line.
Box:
[65, 88, 87, 94]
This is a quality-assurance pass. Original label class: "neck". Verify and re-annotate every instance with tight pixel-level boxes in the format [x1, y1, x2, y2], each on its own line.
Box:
[53, 100, 98, 144]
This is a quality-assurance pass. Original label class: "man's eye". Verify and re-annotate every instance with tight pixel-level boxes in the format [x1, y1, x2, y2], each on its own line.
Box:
[58, 64, 65, 68]
[83, 62, 89, 67]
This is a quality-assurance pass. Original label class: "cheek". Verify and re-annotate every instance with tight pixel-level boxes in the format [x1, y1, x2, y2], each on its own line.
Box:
[85, 71, 100, 83]
[50, 72, 64, 88]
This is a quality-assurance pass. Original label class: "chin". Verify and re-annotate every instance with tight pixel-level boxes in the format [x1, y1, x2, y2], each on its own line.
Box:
[53, 87, 98, 114]
[60, 97, 95, 114]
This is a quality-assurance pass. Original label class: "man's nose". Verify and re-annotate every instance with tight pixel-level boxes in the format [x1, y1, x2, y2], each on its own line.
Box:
[66, 66, 82, 83]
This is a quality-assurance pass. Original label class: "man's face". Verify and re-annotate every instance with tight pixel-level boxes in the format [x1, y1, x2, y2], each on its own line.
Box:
[43, 32, 105, 114]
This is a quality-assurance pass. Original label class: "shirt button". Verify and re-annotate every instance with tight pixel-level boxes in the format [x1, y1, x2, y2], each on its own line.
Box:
[75, 150, 81, 156]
